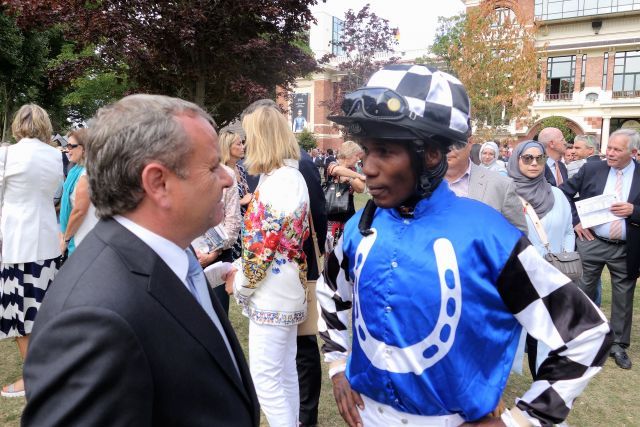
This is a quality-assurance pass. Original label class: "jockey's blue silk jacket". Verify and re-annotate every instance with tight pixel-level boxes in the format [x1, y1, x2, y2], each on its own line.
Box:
[316, 183, 612, 426]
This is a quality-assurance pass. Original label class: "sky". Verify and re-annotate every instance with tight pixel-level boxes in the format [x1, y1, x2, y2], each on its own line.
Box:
[310, 0, 466, 53]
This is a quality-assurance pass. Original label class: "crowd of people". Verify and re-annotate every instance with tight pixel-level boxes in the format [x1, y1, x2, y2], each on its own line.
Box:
[0, 62, 637, 426]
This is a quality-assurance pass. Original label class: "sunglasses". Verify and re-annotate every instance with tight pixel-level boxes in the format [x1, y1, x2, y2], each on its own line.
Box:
[67, 143, 79, 149]
[519, 154, 547, 165]
[341, 87, 411, 121]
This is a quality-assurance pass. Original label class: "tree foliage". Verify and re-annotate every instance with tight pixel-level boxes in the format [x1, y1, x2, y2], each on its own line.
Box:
[320, 4, 399, 115]
[538, 116, 575, 142]
[428, 13, 466, 73]
[296, 128, 317, 151]
[448, 2, 540, 130]
[0, 7, 53, 140]
[4, 0, 318, 125]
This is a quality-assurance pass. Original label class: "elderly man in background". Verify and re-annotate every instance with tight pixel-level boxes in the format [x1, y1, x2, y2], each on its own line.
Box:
[445, 140, 527, 232]
[538, 127, 569, 186]
[568, 134, 601, 178]
[561, 128, 640, 370]
[22, 94, 260, 426]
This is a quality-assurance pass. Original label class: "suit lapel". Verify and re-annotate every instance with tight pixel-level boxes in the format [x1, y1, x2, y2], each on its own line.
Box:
[468, 164, 487, 200]
[595, 163, 610, 195]
[95, 219, 252, 405]
[628, 161, 640, 203]
[147, 260, 251, 402]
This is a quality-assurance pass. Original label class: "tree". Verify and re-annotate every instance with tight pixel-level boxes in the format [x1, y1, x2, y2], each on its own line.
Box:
[5, 0, 318, 125]
[320, 4, 399, 115]
[427, 13, 466, 73]
[448, 2, 540, 130]
[538, 116, 575, 143]
[0, 8, 51, 140]
[296, 128, 317, 151]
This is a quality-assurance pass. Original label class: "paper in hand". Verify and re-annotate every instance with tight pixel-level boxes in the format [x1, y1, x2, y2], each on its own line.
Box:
[203, 262, 233, 288]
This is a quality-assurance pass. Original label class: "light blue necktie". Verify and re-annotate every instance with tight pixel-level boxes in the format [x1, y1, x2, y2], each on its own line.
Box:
[185, 249, 240, 376]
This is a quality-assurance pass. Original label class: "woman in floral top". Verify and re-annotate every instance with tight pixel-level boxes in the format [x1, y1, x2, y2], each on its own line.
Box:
[226, 105, 310, 426]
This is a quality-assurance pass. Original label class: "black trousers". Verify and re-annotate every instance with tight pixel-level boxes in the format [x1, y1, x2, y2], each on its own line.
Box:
[212, 249, 233, 316]
[297, 335, 322, 426]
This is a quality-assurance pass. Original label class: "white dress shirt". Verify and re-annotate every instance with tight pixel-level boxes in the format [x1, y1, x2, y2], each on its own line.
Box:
[592, 160, 635, 240]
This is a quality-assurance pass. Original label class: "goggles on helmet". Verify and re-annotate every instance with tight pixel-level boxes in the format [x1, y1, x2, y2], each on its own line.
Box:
[341, 87, 413, 122]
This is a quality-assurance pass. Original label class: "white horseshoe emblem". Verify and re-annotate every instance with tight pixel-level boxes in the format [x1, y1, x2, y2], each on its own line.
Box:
[352, 231, 462, 375]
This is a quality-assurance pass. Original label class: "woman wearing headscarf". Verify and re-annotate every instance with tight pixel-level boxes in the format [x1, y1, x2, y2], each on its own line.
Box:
[507, 140, 575, 379]
[480, 141, 508, 175]
[0, 104, 64, 397]
[59, 129, 99, 257]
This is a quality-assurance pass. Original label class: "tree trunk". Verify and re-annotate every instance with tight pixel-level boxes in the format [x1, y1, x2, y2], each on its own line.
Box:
[1, 84, 8, 142]
[194, 74, 206, 107]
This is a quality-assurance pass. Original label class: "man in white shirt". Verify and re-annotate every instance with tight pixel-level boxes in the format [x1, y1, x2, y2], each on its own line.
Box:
[23, 94, 260, 426]
[539, 127, 569, 186]
[445, 141, 527, 232]
[561, 128, 640, 370]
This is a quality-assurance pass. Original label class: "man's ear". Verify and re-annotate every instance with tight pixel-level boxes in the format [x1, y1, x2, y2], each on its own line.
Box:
[424, 147, 444, 168]
[140, 162, 171, 209]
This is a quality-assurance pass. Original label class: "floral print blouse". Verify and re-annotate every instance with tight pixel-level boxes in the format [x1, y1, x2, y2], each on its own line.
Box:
[232, 159, 310, 326]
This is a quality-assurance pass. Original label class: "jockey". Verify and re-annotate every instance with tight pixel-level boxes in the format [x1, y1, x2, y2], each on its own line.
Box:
[316, 64, 612, 427]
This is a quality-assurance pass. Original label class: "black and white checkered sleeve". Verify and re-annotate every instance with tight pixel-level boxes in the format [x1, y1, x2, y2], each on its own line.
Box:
[317, 236, 353, 365]
[497, 236, 613, 426]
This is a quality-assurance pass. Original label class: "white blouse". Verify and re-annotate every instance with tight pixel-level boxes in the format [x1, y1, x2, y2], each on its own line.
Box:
[233, 159, 310, 325]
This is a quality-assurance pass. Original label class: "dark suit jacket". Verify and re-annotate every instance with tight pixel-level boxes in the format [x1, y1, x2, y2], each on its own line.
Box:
[544, 159, 568, 187]
[560, 160, 640, 279]
[246, 149, 327, 280]
[23, 219, 260, 427]
[587, 155, 603, 163]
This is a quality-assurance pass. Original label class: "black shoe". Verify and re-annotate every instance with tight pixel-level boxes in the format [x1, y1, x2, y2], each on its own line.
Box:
[610, 350, 632, 369]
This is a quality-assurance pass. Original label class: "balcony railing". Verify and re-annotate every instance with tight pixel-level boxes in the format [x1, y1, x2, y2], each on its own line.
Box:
[612, 90, 640, 99]
[544, 92, 574, 101]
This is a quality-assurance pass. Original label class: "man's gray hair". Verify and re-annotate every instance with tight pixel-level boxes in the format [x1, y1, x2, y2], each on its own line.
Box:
[574, 134, 600, 153]
[241, 98, 279, 120]
[609, 128, 640, 153]
[85, 94, 215, 218]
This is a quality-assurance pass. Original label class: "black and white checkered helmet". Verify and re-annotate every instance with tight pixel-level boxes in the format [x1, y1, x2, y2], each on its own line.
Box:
[329, 64, 471, 146]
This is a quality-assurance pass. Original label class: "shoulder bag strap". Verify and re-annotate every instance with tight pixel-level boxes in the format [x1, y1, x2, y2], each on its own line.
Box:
[518, 196, 551, 250]
[308, 210, 322, 272]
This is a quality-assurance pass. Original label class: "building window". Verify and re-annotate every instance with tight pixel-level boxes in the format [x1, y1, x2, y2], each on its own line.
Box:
[613, 50, 640, 98]
[546, 55, 576, 100]
[602, 52, 608, 90]
[491, 7, 516, 27]
[580, 54, 587, 91]
[535, 0, 640, 20]
[331, 17, 345, 56]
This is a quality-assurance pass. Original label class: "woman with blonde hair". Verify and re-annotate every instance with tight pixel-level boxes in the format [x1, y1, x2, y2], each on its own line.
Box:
[325, 140, 366, 252]
[226, 105, 309, 426]
[0, 104, 64, 397]
[59, 129, 99, 256]
[219, 130, 251, 261]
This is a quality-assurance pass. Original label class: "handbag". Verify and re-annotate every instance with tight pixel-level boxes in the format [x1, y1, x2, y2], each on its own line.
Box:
[323, 178, 351, 216]
[0, 146, 8, 259]
[520, 197, 583, 281]
[298, 211, 323, 336]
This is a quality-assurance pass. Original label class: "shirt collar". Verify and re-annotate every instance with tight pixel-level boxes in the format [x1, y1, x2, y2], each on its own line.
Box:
[450, 161, 472, 185]
[114, 215, 189, 285]
[615, 159, 635, 175]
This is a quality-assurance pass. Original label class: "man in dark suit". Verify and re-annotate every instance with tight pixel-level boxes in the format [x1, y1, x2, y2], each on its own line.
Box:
[23, 95, 260, 426]
[560, 128, 640, 370]
[242, 99, 327, 426]
[539, 127, 569, 187]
